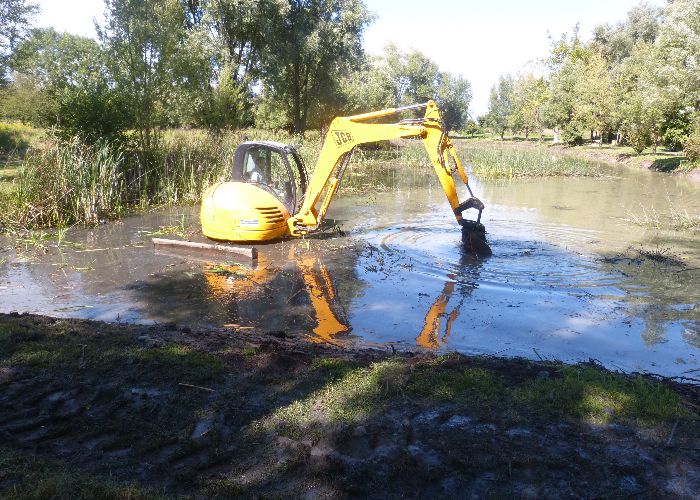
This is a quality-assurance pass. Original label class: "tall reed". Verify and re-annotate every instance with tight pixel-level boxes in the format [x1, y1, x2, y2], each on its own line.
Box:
[458, 145, 604, 178]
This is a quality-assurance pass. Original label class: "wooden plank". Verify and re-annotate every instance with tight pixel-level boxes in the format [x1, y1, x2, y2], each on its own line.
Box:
[152, 238, 258, 260]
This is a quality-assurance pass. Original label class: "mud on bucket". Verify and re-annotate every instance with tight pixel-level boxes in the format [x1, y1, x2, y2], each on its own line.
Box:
[460, 220, 492, 258]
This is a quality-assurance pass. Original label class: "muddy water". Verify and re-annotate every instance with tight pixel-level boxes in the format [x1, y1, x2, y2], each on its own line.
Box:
[1, 163, 699, 377]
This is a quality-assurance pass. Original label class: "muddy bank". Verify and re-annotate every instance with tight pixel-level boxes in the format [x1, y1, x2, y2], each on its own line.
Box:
[1, 313, 699, 498]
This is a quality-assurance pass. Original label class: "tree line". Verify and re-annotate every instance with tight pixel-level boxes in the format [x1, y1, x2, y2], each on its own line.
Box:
[483, 0, 700, 162]
[0, 0, 472, 147]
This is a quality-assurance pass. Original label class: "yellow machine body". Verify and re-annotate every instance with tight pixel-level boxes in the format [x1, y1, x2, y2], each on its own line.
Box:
[200, 101, 487, 247]
[201, 182, 291, 242]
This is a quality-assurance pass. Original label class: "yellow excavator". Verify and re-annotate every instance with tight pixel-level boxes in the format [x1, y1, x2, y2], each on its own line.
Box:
[201, 100, 490, 255]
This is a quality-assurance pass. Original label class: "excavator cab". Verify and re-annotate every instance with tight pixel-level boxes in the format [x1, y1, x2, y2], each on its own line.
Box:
[231, 141, 308, 214]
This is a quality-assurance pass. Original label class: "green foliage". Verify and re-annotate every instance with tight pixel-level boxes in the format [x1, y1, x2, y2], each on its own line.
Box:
[8, 28, 130, 142]
[97, 0, 197, 147]
[260, 0, 372, 133]
[436, 71, 472, 132]
[655, 0, 700, 112]
[510, 73, 547, 139]
[684, 117, 700, 164]
[0, 120, 40, 156]
[485, 74, 514, 139]
[0, 0, 39, 85]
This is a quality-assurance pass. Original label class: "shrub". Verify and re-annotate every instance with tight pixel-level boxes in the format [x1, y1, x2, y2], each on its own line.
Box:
[684, 120, 700, 164]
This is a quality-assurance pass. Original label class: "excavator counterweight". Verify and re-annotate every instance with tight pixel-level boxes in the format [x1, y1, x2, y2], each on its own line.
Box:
[200, 101, 490, 255]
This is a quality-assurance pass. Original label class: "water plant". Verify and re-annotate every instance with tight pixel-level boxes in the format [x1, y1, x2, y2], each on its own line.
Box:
[458, 144, 605, 178]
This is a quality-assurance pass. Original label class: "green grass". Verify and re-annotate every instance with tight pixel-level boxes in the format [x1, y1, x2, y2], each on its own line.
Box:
[0, 322, 224, 384]
[514, 365, 684, 424]
[254, 357, 688, 440]
[0, 121, 43, 157]
[0, 448, 161, 499]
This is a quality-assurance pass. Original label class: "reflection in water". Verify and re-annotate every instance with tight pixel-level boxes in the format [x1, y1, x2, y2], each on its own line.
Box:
[203, 249, 350, 343]
[417, 252, 482, 349]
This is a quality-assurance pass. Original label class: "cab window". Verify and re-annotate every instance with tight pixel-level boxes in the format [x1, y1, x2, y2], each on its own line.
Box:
[242, 147, 294, 207]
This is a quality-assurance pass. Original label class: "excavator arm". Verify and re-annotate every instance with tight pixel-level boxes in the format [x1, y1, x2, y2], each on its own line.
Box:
[287, 101, 488, 253]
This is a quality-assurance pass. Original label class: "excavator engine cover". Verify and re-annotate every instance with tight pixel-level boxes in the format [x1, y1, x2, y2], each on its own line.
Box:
[201, 141, 307, 242]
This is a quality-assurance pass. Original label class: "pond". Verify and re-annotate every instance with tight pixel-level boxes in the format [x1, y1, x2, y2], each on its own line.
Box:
[1, 160, 699, 377]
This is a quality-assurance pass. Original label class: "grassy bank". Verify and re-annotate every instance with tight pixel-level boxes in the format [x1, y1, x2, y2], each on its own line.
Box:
[460, 134, 693, 172]
[1, 313, 698, 497]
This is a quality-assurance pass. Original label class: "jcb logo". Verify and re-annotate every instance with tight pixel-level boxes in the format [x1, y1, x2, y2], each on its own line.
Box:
[332, 130, 353, 147]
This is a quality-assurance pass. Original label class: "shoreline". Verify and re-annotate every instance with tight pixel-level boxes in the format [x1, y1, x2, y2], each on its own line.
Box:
[2, 312, 699, 497]
[455, 137, 700, 182]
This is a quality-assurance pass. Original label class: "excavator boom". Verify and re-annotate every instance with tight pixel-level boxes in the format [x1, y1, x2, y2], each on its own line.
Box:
[287, 101, 488, 255]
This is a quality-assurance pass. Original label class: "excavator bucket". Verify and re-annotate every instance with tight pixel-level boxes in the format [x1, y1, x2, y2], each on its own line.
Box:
[454, 196, 491, 257]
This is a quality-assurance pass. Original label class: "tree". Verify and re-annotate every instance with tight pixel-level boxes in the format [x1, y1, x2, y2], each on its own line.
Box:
[655, 0, 700, 112]
[97, 0, 192, 147]
[382, 44, 440, 108]
[9, 28, 129, 142]
[613, 42, 664, 153]
[485, 75, 514, 139]
[510, 73, 547, 139]
[261, 0, 372, 134]
[204, 0, 286, 127]
[591, 2, 661, 65]
[436, 72, 472, 132]
[573, 51, 613, 142]
[0, 0, 38, 85]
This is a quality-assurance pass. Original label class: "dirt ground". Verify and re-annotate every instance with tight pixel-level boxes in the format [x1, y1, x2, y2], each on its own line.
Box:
[1, 312, 699, 498]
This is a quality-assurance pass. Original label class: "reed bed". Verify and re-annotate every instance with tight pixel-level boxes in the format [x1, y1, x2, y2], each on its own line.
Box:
[458, 145, 605, 178]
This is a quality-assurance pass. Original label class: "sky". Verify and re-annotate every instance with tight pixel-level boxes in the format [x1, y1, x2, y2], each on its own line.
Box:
[33, 0, 666, 116]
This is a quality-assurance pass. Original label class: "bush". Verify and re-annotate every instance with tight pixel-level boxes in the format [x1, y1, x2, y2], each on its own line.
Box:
[627, 126, 653, 154]
[684, 120, 700, 164]
[661, 112, 692, 152]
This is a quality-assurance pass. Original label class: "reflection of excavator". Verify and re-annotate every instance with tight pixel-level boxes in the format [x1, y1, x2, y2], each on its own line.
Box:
[201, 101, 490, 255]
[417, 280, 461, 349]
[417, 251, 483, 349]
[203, 250, 350, 344]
